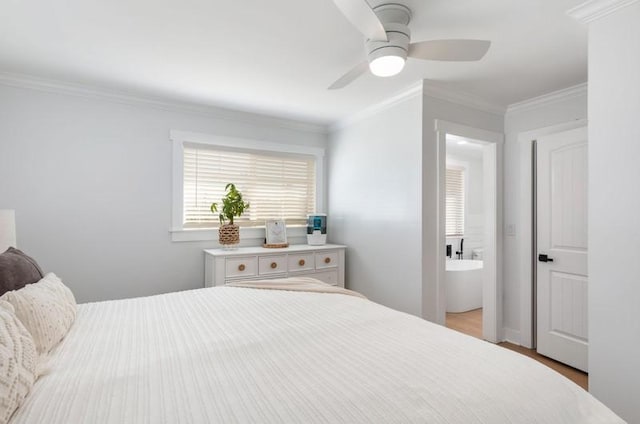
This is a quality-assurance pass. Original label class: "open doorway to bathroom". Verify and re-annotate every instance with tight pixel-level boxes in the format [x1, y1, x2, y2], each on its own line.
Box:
[434, 120, 503, 343]
[444, 135, 486, 338]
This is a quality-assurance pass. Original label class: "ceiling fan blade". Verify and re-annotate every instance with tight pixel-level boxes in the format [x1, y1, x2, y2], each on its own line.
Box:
[408, 40, 491, 61]
[332, 0, 388, 42]
[328, 61, 369, 90]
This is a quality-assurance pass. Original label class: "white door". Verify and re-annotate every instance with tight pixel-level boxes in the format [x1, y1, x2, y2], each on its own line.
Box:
[536, 126, 588, 372]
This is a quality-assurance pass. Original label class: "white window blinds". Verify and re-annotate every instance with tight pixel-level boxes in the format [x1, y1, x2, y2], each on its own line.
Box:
[446, 167, 465, 237]
[183, 144, 316, 228]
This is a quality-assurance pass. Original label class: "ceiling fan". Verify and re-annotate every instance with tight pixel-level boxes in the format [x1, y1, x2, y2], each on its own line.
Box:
[329, 0, 491, 89]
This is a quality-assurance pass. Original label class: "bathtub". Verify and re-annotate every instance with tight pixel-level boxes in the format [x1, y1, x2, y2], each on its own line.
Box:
[446, 259, 483, 313]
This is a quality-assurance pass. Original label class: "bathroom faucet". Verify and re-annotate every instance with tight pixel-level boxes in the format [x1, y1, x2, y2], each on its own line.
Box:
[456, 238, 464, 259]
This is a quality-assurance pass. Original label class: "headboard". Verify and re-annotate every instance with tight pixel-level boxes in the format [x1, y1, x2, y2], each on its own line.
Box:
[0, 210, 17, 252]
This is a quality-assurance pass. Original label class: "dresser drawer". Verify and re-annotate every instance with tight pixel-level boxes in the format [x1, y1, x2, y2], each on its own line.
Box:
[225, 256, 257, 278]
[258, 255, 287, 275]
[288, 253, 315, 272]
[315, 251, 338, 269]
[204, 245, 345, 288]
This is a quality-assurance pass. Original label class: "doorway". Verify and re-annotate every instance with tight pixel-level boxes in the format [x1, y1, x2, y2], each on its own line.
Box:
[435, 120, 503, 343]
[444, 135, 486, 337]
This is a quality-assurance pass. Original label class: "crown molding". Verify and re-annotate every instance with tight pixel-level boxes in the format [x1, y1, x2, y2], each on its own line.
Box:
[567, 0, 640, 23]
[421, 80, 506, 116]
[329, 81, 423, 132]
[505, 83, 588, 115]
[0, 72, 328, 135]
[330, 79, 505, 132]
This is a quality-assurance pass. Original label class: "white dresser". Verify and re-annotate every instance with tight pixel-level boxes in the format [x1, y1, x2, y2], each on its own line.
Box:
[204, 244, 346, 287]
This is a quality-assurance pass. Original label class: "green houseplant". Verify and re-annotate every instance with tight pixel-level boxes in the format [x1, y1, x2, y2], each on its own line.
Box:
[211, 183, 250, 248]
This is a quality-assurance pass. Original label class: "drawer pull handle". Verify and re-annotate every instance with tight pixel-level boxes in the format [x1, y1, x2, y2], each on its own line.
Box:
[298, 259, 305, 266]
[270, 262, 278, 269]
[324, 257, 331, 264]
[238, 264, 246, 271]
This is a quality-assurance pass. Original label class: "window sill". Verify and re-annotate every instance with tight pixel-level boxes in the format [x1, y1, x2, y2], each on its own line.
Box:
[170, 225, 307, 243]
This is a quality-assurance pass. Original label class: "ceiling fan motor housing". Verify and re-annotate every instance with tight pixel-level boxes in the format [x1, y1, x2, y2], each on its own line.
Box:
[329, 0, 491, 89]
[365, 4, 412, 64]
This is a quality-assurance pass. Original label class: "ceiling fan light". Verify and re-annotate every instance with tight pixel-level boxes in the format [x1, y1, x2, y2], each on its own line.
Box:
[369, 55, 405, 77]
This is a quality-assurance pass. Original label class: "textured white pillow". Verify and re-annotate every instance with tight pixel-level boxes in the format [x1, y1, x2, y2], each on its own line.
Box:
[33, 273, 77, 308]
[0, 300, 37, 424]
[1, 273, 76, 355]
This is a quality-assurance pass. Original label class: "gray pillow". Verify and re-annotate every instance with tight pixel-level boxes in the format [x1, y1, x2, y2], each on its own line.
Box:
[0, 247, 44, 296]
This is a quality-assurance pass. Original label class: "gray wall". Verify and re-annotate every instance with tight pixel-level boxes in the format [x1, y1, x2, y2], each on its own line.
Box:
[0, 84, 326, 303]
[328, 93, 424, 316]
[587, 3, 640, 422]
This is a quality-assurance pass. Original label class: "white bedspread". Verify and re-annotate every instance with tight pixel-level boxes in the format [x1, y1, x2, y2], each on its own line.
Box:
[12, 285, 623, 423]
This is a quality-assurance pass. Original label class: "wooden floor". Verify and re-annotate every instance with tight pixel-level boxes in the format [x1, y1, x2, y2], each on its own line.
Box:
[446, 308, 588, 390]
[446, 308, 484, 339]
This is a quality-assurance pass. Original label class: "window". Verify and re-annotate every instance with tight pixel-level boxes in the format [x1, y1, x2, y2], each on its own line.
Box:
[446, 167, 465, 237]
[170, 130, 324, 241]
[183, 145, 316, 228]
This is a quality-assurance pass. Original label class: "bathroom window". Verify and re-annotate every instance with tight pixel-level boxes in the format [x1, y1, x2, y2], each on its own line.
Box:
[446, 167, 465, 237]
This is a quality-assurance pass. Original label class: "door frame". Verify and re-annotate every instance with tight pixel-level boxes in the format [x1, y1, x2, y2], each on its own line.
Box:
[516, 119, 588, 348]
[435, 119, 504, 343]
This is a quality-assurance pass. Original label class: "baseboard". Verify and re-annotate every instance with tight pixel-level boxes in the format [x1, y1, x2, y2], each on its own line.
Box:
[502, 328, 521, 345]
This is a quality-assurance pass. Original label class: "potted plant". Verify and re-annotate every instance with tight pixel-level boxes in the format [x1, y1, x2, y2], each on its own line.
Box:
[210, 183, 250, 248]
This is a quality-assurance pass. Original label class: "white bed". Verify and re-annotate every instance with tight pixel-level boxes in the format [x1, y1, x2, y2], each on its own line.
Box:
[12, 284, 622, 423]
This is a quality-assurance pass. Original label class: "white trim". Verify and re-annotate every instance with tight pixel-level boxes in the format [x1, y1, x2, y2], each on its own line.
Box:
[331, 79, 506, 132]
[170, 130, 325, 242]
[516, 119, 588, 348]
[567, 0, 640, 23]
[434, 119, 504, 343]
[503, 328, 521, 345]
[423, 81, 506, 116]
[435, 120, 504, 145]
[170, 130, 326, 158]
[482, 141, 501, 343]
[171, 137, 185, 239]
[0, 71, 327, 135]
[436, 130, 447, 325]
[330, 81, 423, 132]
[506, 83, 588, 115]
[170, 226, 307, 243]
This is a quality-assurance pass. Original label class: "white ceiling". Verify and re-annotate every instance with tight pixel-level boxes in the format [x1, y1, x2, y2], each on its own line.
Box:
[0, 0, 587, 125]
